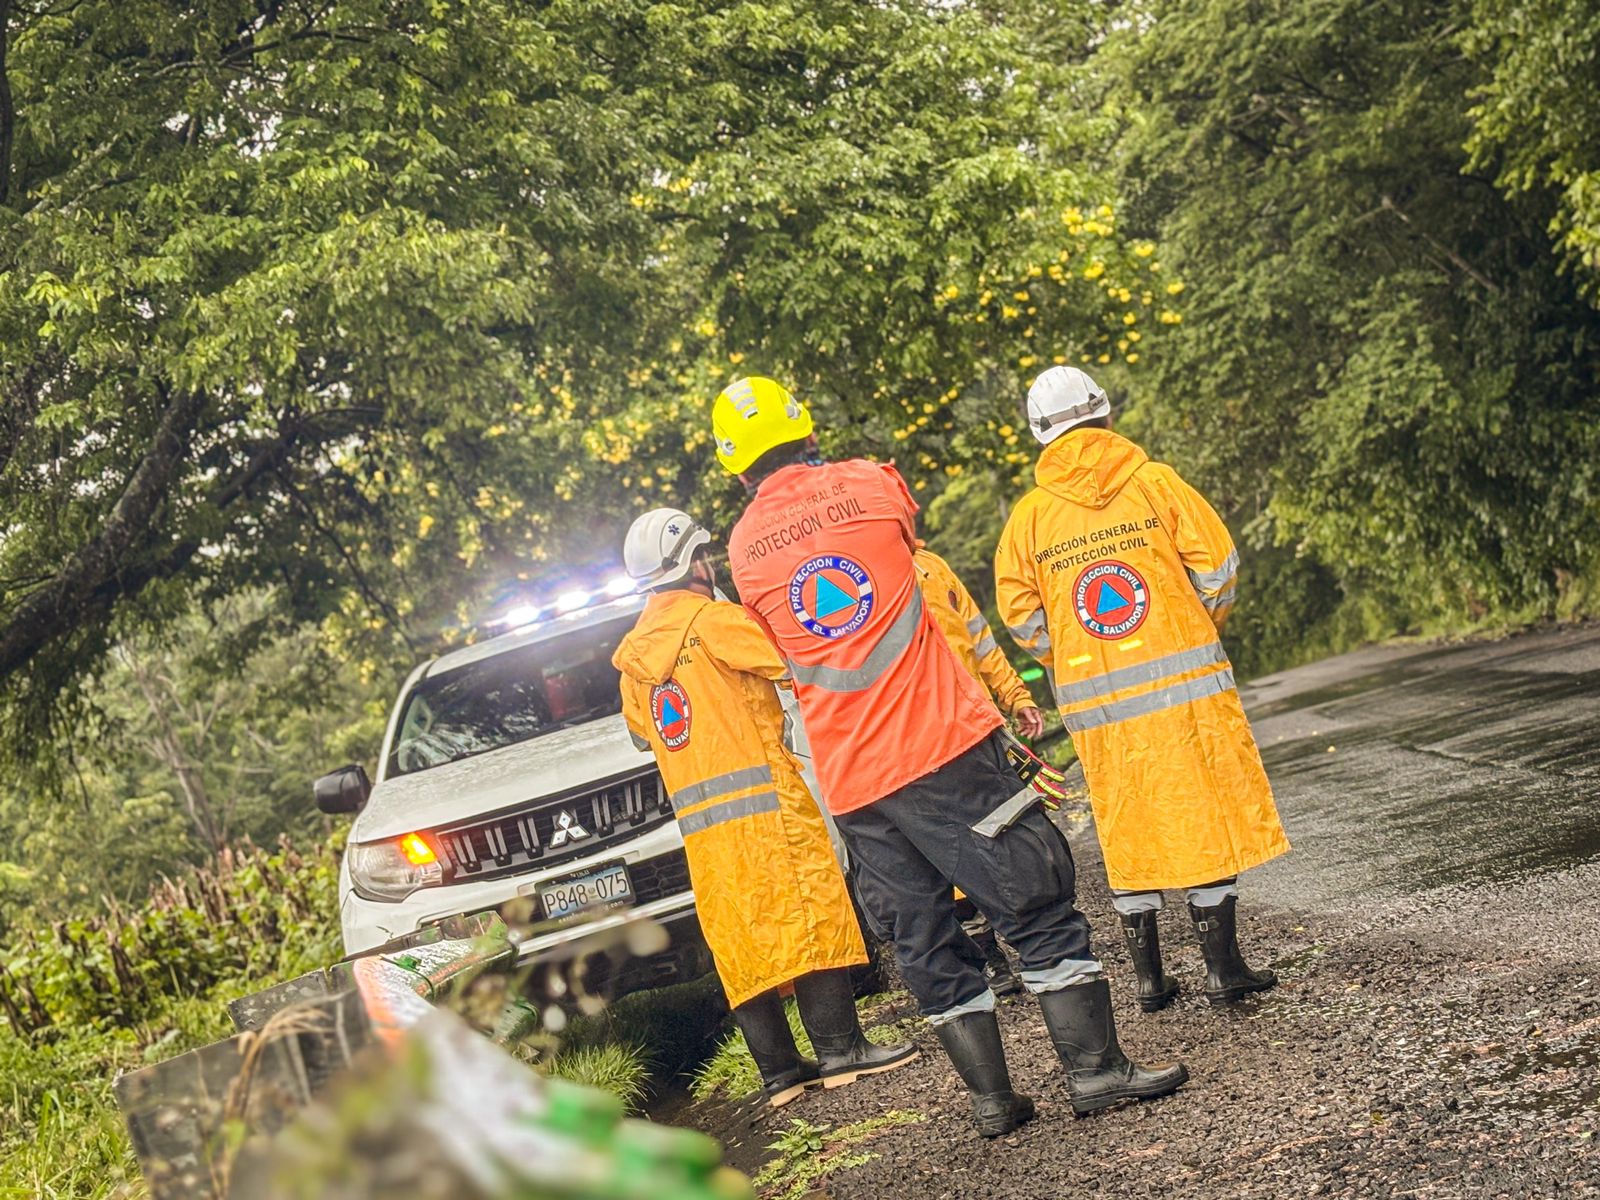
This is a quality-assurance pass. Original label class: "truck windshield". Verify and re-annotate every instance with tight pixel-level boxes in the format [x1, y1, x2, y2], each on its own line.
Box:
[388, 615, 633, 777]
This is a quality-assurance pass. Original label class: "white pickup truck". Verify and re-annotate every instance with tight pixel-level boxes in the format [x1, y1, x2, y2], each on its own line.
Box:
[315, 591, 709, 993]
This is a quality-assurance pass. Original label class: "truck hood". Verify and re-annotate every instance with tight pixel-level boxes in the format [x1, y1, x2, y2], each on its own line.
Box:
[355, 714, 653, 843]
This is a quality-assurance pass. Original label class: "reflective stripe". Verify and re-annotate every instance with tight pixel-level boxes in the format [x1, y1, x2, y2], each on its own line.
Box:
[1187, 882, 1239, 908]
[1021, 958, 1103, 994]
[965, 613, 987, 638]
[677, 791, 781, 835]
[926, 989, 998, 1026]
[1062, 669, 1236, 733]
[1006, 608, 1047, 647]
[1186, 550, 1239, 596]
[1110, 891, 1164, 916]
[1053, 642, 1228, 706]
[628, 731, 650, 752]
[1205, 585, 1237, 612]
[973, 633, 999, 658]
[786, 589, 925, 693]
[972, 785, 1041, 838]
[671, 764, 775, 810]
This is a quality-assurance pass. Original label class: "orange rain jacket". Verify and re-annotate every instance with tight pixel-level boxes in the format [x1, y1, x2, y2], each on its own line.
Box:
[729, 461, 1002, 815]
[913, 546, 1034, 716]
[613, 589, 865, 1007]
[994, 428, 1289, 891]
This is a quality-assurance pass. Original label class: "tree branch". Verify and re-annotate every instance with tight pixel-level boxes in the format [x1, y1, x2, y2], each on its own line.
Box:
[0, 385, 206, 681]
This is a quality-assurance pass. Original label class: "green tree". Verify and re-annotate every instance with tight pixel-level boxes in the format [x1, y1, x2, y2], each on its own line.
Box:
[1110, 0, 1600, 673]
[1, 0, 1158, 779]
[1465, 0, 1600, 300]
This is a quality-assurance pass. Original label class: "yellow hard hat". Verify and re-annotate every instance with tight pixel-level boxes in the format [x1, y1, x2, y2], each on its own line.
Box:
[711, 376, 813, 475]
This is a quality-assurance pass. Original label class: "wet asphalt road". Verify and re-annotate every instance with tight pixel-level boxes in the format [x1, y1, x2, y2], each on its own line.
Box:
[718, 623, 1600, 1198]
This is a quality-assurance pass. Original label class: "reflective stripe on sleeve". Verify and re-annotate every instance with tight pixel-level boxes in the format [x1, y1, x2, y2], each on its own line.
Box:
[973, 632, 999, 658]
[671, 764, 775, 810]
[676, 790, 781, 835]
[629, 731, 650, 752]
[965, 613, 988, 638]
[1062, 669, 1236, 734]
[1186, 550, 1239, 596]
[1206, 585, 1237, 612]
[786, 588, 925, 693]
[1006, 608, 1048, 646]
[1053, 642, 1228, 706]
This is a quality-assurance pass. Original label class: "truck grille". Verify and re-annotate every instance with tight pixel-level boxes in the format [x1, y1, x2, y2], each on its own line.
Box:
[627, 849, 691, 906]
[434, 772, 673, 883]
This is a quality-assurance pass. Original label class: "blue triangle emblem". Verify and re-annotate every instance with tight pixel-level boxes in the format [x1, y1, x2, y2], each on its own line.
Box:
[661, 696, 684, 725]
[1096, 579, 1132, 615]
[813, 575, 857, 621]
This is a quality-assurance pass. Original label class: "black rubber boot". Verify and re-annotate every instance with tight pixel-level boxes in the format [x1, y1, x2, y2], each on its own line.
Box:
[1188, 894, 1278, 1004]
[1036, 977, 1189, 1115]
[732, 990, 820, 1108]
[1119, 910, 1180, 1012]
[932, 1010, 1036, 1138]
[793, 968, 918, 1088]
[970, 925, 1024, 998]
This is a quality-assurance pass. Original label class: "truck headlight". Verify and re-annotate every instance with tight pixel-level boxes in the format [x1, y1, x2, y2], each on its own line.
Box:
[347, 832, 445, 902]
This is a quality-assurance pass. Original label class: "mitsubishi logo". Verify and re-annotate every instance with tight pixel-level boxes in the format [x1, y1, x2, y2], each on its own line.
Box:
[549, 809, 591, 848]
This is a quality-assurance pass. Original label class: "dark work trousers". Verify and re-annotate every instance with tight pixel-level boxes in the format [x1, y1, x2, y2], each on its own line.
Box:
[835, 730, 1096, 1017]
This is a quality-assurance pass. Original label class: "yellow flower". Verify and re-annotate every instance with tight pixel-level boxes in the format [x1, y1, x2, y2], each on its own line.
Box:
[1013, 290, 1030, 301]
[417, 514, 435, 538]
[1097, 203, 1114, 218]
[1159, 310, 1183, 325]
[1083, 262, 1106, 281]
[943, 284, 961, 299]
[1134, 242, 1155, 258]
[1097, 353, 1111, 364]
[1053, 354, 1066, 364]
[1123, 312, 1138, 325]
[1126, 353, 1141, 364]
[1166, 281, 1186, 295]
[999, 424, 1015, 437]
[729, 351, 745, 364]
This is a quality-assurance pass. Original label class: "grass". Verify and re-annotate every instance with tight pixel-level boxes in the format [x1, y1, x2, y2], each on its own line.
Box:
[752, 1110, 927, 1200]
[690, 991, 921, 1103]
[540, 1042, 652, 1112]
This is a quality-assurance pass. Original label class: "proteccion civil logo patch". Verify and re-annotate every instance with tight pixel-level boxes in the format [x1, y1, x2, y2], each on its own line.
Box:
[788, 554, 876, 639]
[1073, 560, 1150, 640]
[650, 681, 693, 750]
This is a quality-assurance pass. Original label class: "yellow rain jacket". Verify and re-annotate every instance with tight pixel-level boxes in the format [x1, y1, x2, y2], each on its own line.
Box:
[613, 589, 866, 1007]
[914, 547, 1034, 715]
[994, 428, 1289, 891]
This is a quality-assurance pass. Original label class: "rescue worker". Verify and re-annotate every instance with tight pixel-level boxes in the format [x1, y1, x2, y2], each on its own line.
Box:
[913, 543, 1040, 997]
[613, 508, 917, 1108]
[994, 366, 1290, 1011]
[715, 376, 1188, 1137]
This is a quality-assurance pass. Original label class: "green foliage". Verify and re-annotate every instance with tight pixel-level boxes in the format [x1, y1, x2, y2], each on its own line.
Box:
[0, 0, 1166, 781]
[0, 839, 342, 1199]
[541, 1043, 652, 1114]
[752, 1110, 927, 1200]
[1465, 0, 1600, 298]
[1112, 0, 1600, 670]
[0, 837, 339, 1034]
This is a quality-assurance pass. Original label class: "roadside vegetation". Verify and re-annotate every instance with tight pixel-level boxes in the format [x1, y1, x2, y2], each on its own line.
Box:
[1, 0, 1596, 1193]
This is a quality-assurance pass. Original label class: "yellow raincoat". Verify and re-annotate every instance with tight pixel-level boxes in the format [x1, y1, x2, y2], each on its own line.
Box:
[913, 547, 1034, 716]
[994, 428, 1289, 891]
[613, 590, 866, 1007]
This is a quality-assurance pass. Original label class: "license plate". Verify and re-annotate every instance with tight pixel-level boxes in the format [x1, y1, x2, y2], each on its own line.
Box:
[535, 861, 633, 921]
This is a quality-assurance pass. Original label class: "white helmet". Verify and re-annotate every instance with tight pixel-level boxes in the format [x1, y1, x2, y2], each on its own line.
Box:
[1026, 366, 1110, 445]
[622, 508, 712, 589]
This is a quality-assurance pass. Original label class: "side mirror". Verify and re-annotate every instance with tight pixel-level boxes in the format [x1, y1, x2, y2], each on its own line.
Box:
[314, 764, 372, 815]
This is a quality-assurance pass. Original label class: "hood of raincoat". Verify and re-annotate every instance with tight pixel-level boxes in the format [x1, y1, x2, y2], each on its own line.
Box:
[1035, 428, 1149, 510]
[612, 589, 711, 685]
